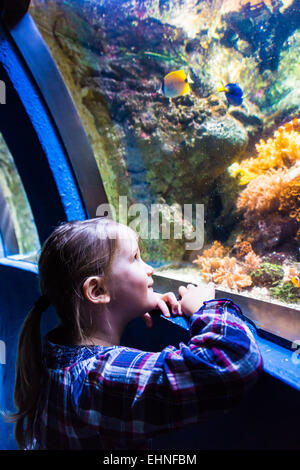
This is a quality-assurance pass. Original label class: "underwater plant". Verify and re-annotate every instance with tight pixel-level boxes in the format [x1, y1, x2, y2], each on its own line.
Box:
[231, 120, 300, 255]
[270, 281, 300, 303]
[235, 168, 300, 253]
[192, 240, 254, 291]
[199, 240, 230, 258]
[228, 126, 300, 185]
[250, 262, 284, 287]
[243, 250, 262, 273]
[230, 239, 253, 259]
[236, 169, 286, 218]
[278, 174, 300, 224]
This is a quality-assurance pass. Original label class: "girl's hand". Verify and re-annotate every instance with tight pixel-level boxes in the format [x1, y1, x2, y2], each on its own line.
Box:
[143, 291, 182, 329]
[178, 282, 215, 317]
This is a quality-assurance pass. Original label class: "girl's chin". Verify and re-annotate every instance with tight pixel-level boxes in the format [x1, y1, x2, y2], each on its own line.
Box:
[147, 288, 159, 307]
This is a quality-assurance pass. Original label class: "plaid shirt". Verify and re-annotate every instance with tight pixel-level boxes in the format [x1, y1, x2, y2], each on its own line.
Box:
[30, 299, 263, 450]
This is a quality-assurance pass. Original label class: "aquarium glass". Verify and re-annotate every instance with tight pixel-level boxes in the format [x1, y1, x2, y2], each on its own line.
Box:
[0, 132, 40, 257]
[30, 0, 300, 311]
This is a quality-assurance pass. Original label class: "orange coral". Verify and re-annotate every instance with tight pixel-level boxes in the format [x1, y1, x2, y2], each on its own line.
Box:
[236, 168, 287, 218]
[202, 240, 230, 258]
[278, 174, 300, 223]
[193, 241, 253, 291]
[228, 127, 300, 185]
[235, 169, 300, 245]
[231, 240, 253, 259]
[243, 251, 262, 274]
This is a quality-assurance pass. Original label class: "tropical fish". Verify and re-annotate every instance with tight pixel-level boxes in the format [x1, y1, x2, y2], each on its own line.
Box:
[218, 83, 243, 106]
[291, 275, 300, 288]
[278, 118, 300, 133]
[161, 70, 191, 98]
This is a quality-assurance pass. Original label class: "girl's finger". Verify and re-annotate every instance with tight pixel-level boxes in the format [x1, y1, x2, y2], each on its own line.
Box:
[143, 312, 153, 329]
[162, 292, 182, 315]
[160, 291, 176, 301]
[161, 292, 177, 305]
[178, 285, 187, 295]
[157, 299, 171, 317]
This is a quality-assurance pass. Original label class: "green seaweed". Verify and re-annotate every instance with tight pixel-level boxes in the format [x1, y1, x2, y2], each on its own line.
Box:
[270, 281, 300, 304]
[121, 49, 189, 66]
[143, 50, 189, 65]
[250, 262, 284, 287]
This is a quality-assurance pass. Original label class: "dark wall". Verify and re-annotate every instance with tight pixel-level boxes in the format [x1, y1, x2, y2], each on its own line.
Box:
[0, 263, 58, 450]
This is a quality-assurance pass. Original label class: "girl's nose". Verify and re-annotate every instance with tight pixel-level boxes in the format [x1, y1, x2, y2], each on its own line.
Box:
[145, 263, 154, 276]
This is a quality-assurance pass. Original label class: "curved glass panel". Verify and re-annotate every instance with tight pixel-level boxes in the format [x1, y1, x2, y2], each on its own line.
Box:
[0, 132, 40, 258]
[30, 0, 300, 311]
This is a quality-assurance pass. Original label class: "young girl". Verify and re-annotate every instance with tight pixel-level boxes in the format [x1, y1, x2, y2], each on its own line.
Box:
[9, 217, 263, 450]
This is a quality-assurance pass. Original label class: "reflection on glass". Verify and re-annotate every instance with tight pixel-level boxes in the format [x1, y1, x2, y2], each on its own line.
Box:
[30, 0, 300, 309]
[0, 133, 40, 257]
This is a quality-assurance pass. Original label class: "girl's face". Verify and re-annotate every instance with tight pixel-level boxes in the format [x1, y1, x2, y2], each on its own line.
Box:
[107, 227, 157, 318]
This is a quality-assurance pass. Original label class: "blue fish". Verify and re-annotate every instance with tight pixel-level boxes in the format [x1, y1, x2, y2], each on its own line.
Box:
[218, 83, 243, 106]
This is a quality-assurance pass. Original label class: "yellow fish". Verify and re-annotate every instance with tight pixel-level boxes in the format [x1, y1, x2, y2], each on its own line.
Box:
[161, 70, 191, 98]
[291, 275, 300, 288]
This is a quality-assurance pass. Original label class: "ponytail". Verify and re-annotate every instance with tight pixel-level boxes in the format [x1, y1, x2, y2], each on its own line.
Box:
[6, 295, 50, 449]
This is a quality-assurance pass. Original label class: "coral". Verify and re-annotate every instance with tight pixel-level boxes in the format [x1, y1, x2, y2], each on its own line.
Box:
[278, 174, 300, 223]
[202, 240, 230, 258]
[230, 239, 262, 273]
[241, 213, 298, 253]
[238, 169, 300, 230]
[243, 250, 262, 273]
[250, 262, 284, 287]
[230, 240, 253, 258]
[236, 169, 286, 218]
[235, 169, 300, 250]
[270, 281, 300, 303]
[228, 128, 300, 185]
[193, 241, 252, 290]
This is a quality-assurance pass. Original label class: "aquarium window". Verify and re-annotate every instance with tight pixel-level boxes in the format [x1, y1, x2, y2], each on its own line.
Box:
[0, 232, 4, 258]
[29, 0, 300, 344]
[0, 132, 40, 258]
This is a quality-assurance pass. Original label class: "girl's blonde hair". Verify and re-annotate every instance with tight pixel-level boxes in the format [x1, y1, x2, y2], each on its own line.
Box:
[7, 217, 122, 449]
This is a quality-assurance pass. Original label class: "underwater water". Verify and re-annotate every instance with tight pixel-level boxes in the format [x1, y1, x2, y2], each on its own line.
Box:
[30, 0, 300, 310]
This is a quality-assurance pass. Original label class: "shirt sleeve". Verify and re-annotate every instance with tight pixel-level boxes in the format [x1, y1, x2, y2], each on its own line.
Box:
[74, 298, 263, 441]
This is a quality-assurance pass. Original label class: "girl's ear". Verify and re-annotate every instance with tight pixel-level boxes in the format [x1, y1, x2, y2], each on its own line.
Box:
[82, 277, 111, 304]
